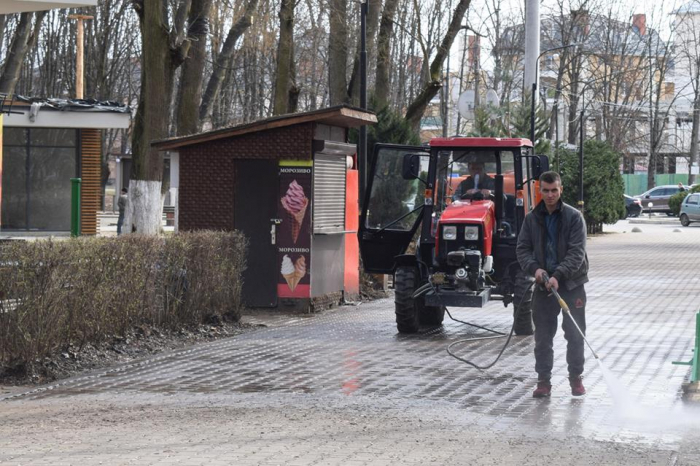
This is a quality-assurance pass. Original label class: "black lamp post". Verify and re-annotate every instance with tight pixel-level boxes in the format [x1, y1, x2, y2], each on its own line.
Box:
[576, 80, 595, 213]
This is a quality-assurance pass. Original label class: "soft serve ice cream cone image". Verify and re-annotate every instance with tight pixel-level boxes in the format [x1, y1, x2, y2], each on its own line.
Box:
[294, 256, 306, 284]
[281, 180, 308, 244]
[281, 255, 298, 291]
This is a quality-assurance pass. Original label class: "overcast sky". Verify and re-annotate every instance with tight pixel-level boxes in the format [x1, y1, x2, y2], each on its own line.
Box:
[456, 0, 683, 75]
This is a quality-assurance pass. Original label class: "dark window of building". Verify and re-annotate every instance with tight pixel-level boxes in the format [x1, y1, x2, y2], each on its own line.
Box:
[1, 128, 78, 231]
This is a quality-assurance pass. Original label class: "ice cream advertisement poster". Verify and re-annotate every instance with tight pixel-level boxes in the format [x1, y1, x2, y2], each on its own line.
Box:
[278, 161, 312, 298]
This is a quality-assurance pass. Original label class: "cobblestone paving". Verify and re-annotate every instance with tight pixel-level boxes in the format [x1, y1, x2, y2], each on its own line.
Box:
[2, 222, 700, 465]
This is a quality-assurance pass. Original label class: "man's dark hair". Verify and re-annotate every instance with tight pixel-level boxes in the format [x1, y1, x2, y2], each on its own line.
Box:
[539, 171, 561, 185]
[121, 188, 128, 193]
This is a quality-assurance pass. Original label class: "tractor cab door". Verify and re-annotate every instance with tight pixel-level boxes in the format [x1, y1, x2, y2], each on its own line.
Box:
[359, 144, 431, 274]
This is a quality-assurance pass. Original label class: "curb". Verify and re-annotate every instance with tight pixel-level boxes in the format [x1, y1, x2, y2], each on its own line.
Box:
[628, 218, 680, 226]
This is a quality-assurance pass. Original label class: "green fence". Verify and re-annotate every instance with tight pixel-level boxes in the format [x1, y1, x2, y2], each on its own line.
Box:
[622, 174, 690, 196]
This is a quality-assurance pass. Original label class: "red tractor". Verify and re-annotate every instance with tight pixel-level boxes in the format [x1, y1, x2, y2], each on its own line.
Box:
[359, 138, 548, 333]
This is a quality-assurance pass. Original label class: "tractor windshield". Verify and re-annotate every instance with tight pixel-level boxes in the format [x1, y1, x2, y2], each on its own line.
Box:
[433, 148, 518, 238]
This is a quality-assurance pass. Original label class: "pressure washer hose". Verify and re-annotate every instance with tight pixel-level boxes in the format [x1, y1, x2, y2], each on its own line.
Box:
[443, 281, 537, 370]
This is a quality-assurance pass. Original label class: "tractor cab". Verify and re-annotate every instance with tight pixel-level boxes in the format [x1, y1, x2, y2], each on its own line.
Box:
[359, 138, 547, 333]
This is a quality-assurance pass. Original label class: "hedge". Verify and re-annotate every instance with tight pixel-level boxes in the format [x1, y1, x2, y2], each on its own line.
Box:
[0, 231, 247, 373]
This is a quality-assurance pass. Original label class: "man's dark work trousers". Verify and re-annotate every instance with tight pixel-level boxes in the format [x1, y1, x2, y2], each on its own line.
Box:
[533, 285, 586, 380]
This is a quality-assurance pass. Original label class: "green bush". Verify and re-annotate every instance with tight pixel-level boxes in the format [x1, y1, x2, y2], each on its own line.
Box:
[669, 184, 700, 215]
[0, 231, 247, 373]
[558, 140, 626, 232]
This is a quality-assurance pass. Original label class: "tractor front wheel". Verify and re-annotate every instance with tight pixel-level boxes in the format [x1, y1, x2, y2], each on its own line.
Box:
[395, 266, 421, 333]
[395, 266, 445, 333]
[418, 304, 445, 326]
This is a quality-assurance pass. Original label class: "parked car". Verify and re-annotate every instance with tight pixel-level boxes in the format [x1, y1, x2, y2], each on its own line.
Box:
[680, 192, 700, 226]
[635, 185, 687, 214]
[624, 194, 642, 218]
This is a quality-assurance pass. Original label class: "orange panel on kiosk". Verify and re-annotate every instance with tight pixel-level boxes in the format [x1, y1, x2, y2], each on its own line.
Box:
[344, 169, 360, 295]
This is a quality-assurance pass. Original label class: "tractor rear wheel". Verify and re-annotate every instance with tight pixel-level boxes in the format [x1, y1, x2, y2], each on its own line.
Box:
[395, 266, 420, 333]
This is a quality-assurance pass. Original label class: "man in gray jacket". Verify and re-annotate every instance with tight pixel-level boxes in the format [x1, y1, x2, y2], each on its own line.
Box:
[516, 171, 589, 398]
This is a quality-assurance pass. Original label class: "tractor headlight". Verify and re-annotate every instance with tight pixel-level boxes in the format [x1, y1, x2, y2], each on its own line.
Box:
[443, 226, 457, 240]
[464, 226, 479, 241]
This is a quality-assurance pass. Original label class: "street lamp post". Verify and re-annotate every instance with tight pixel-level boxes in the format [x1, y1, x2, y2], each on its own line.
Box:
[576, 79, 595, 214]
[530, 43, 581, 145]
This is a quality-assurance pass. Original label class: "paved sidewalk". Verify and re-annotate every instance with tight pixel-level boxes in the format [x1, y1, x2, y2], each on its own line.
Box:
[1, 221, 700, 465]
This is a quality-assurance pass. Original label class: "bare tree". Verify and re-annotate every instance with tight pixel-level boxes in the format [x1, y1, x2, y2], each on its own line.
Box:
[0, 12, 46, 94]
[404, 0, 472, 131]
[674, 2, 700, 184]
[328, 0, 348, 105]
[176, 0, 213, 136]
[374, 0, 400, 109]
[273, 0, 296, 115]
[199, 0, 258, 126]
[125, 0, 191, 235]
[347, 0, 381, 105]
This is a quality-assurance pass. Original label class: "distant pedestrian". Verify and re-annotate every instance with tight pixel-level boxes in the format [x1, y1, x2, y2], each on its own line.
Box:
[678, 182, 686, 192]
[117, 187, 127, 235]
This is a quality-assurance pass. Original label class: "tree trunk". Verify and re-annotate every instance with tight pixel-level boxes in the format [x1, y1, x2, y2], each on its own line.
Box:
[199, 0, 258, 123]
[690, 84, 700, 185]
[328, 0, 348, 106]
[176, 0, 213, 136]
[347, 0, 381, 105]
[0, 13, 34, 94]
[374, 0, 400, 109]
[126, 1, 190, 235]
[404, 0, 471, 132]
[273, 0, 295, 115]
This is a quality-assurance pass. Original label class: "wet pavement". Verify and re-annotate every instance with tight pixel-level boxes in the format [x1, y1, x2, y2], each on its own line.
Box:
[2, 220, 700, 465]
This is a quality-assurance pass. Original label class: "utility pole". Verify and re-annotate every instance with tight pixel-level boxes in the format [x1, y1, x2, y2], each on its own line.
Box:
[524, 0, 540, 112]
[68, 14, 93, 99]
[473, 35, 480, 108]
[648, 32, 654, 188]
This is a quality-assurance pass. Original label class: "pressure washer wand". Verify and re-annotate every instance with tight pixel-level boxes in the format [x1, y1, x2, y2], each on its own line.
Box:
[541, 272, 599, 359]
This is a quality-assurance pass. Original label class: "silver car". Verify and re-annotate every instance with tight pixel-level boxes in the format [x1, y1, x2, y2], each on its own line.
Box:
[680, 192, 700, 226]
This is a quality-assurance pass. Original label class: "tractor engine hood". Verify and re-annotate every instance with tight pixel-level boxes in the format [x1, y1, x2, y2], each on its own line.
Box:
[436, 200, 495, 256]
[439, 199, 494, 225]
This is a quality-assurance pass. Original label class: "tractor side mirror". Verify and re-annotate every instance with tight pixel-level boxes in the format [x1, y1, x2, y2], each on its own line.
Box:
[531, 154, 550, 180]
[402, 153, 422, 180]
[494, 175, 504, 220]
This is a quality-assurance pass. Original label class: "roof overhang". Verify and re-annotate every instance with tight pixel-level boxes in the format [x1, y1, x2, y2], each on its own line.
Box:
[153, 105, 377, 151]
[0, 0, 96, 14]
[3, 108, 130, 129]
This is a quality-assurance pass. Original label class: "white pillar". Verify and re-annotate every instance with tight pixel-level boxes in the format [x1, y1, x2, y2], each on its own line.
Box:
[170, 151, 180, 232]
[524, 0, 540, 103]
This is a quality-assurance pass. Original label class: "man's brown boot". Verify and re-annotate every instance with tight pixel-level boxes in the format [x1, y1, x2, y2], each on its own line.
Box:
[569, 375, 586, 396]
[532, 380, 552, 398]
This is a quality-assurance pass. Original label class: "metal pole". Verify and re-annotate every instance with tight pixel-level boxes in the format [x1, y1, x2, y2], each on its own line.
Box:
[530, 83, 536, 144]
[71, 178, 81, 237]
[524, 0, 540, 106]
[648, 33, 654, 186]
[359, 1, 368, 202]
[579, 104, 584, 213]
[473, 35, 480, 108]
